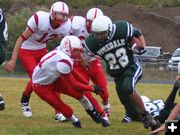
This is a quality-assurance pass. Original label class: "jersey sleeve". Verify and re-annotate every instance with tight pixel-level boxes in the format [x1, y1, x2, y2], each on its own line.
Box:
[57, 59, 72, 74]
[61, 19, 71, 37]
[84, 35, 98, 55]
[115, 20, 134, 39]
[132, 27, 143, 38]
[27, 13, 38, 32]
[63, 72, 94, 92]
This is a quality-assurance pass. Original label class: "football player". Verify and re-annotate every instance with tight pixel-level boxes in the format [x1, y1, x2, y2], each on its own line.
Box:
[32, 35, 106, 128]
[0, 8, 8, 111]
[149, 63, 180, 134]
[83, 15, 155, 129]
[0, 8, 8, 65]
[4, 1, 71, 118]
[55, 8, 110, 123]
[149, 103, 180, 134]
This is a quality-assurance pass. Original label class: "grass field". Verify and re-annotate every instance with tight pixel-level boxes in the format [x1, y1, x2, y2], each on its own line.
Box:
[0, 77, 179, 135]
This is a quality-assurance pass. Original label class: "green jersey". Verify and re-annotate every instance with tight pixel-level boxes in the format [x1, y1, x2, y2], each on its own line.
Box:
[0, 9, 8, 64]
[84, 20, 135, 76]
[0, 10, 8, 45]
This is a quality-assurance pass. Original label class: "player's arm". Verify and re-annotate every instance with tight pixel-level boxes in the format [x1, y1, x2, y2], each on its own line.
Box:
[132, 27, 146, 49]
[71, 69, 88, 85]
[149, 103, 180, 134]
[129, 28, 146, 55]
[4, 13, 37, 72]
[4, 27, 33, 72]
[57, 60, 104, 94]
[64, 73, 104, 95]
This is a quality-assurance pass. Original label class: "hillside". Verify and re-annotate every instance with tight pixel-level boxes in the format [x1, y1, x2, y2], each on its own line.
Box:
[7, 2, 180, 53]
[71, 4, 180, 53]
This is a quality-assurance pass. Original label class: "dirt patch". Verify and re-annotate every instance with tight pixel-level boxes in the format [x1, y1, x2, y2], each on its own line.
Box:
[71, 4, 180, 53]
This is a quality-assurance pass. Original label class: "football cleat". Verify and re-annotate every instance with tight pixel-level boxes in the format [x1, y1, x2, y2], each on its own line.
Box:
[54, 113, 68, 122]
[100, 115, 111, 127]
[86, 108, 101, 124]
[72, 120, 82, 128]
[121, 115, 133, 123]
[21, 102, 32, 118]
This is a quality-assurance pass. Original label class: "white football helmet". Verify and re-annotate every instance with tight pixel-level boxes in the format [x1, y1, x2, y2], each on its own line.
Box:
[86, 8, 103, 21]
[91, 15, 112, 41]
[141, 96, 151, 103]
[50, 1, 69, 26]
[58, 35, 83, 58]
[86, 8, 103, 33]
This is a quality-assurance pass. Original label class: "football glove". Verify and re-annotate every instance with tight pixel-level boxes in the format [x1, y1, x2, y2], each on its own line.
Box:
[92, 85, 104, 95]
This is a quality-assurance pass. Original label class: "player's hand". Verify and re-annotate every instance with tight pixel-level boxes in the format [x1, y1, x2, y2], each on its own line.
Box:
[92, 85, 104, 95]
[4, 60, 16, 72]
[133, 45, 146, 55]
[148, 124, 165, 134]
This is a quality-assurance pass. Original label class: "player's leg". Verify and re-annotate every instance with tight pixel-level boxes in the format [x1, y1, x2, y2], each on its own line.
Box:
[19, 48, 47, 117]
[114, 75, 140, 122]
[156, 80, 180, 124]
[127, 62, 155, 128]
[83, 92, 103, 115]
[72, 67, 103, 113]
[55, 77, 110, 127]
[89, 59, 110, 117]
[115, 62, 154, 128]
[18, 49, 37, 117]
[33, 83, 82, 128]
[164, 80, 180, 110]
[0, 44, 6, 111]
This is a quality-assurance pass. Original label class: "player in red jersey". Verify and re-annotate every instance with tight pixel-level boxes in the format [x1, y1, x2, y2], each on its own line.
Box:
[4, 1, 71, 118]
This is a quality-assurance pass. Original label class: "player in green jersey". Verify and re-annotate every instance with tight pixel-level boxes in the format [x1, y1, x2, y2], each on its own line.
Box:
[84, 15, 156, 129]
[0, 8, 8, 65]
[0, 8, 8, 111]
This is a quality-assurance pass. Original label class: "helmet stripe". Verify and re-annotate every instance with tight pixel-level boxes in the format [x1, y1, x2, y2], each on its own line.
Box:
[93, 8, 98, 19]
[33, 13, 39, 27]
[51, 5, 54, 12]
[62, 2, 65, 12]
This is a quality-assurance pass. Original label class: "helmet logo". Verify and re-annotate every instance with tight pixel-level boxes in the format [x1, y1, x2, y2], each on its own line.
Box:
[63, 38, 71, 50]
